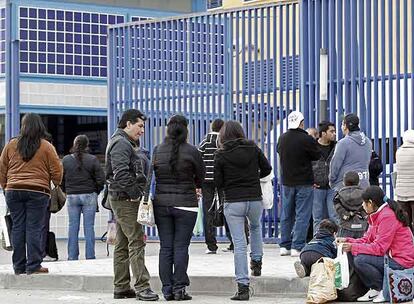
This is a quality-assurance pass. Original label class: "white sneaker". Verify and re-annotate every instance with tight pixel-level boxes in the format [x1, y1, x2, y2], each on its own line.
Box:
[357, 289, 380, 302]
[373, 290, 386, 303]
[290, 249, 301, 257]
[280, 247, 291, 256]
[42, 255, 58, 262]
[205, 249, 217, 254]
[294, 261, 306, 278]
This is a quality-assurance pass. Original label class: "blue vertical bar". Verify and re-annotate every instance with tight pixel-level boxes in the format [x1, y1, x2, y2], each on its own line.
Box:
[314, 0, 321, 124]
[336, 0, 344, 134]
[307, 1, 315, 127]
[396, 0, 401, 147]
[328, 0, 336, 122]
[133, 26, 138, 110]
[210, 14, 216, 125]
[292, 4, 297, 109]
[144, 23, 150, 147]
[357, 0, 365, 131]
[149, 22, 155, 149]
[183, 19, 189, 125]
[388, 0, 394, 195]
[155, 23, 160, 146]
[188, 19, 194, 142]
[195, 17, 201, 145]
[124, 26, 132, 110]
[279, 5, 284, 130]
[285, 5, 290, 121]
[380, 0, 386, 188]
[235, 11, 240, 123]
[172, 20, 178, 114]
[365, 0, 372, 138]
[259, 7, 265, 151]
[254, 8, 258, 141]
[241, 10, 246, 130]
[403, 0, 408, 131]
[205, 14, 211, 138]
[160, 22, 166, 140]
[139, 25, 144, 113]
[300, 0, 309, 125]
[247, 9, 252, 138]
[344, 0, 351, 113]
[117, 28, 123, 114]
[225, 12, 232, 121]
[273, 5, 279, 239]
[373, 0, 379, 153]
[108, 28, 116, 138]
[350, 0, 357, 113]
[166, 22, 171, 120]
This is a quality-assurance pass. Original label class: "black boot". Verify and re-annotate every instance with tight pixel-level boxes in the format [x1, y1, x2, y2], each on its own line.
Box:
[250, 259, 262, 276]
[230, 283, 250, 301]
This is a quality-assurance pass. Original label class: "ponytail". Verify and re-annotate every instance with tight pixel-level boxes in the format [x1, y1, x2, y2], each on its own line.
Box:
[387, 199, 410, 227]
[166, 115, 188, 176]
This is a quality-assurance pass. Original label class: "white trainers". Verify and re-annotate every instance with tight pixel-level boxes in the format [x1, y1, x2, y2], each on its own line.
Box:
[373, 290, 386, 303]
[280, 247, 291, 256]
[294, 261, 306, 278]
[290, 249, 301, 257]
[205, 249, 217, 254]
[357, 289, 380, 302]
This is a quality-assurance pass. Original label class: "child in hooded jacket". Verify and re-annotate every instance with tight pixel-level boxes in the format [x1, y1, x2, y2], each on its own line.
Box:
[334, 171, 368, 238]
[294, 219, 338, 278]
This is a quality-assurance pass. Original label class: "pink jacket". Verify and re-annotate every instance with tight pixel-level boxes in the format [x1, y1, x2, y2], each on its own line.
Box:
[346, 204, 414, 268]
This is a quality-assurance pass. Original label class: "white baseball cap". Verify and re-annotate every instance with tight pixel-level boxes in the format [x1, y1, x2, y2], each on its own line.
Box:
[287, 111, 304, 129]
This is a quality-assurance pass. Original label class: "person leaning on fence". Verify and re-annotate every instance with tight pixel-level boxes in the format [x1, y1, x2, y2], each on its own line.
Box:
[105, 109, 158, 301]
[0, 113, 63, 275]
[333, 171, 367, 238]
[214, 120, 272, 301]
[62, 134, 105, 261]
[294, 219, 338, 278]
[395, 129, 414, 231]
[338, 186, 414, 303]
[152, 114, 205, 301]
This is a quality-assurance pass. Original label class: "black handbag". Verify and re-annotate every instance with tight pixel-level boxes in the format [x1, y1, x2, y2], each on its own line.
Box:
[1, 213, 13, 251]
[208, 192, 224, 227]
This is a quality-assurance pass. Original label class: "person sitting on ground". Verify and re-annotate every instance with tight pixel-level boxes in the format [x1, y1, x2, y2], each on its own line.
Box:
[334, 171, 367, 238]
[294, 219, 338, 278]
[338, 186, 414, 303]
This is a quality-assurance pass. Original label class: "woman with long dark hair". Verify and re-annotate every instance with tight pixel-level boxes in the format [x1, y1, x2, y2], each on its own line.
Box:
[152, 114, 205, 301]
[339, 186, 414, 302]
[214, 120, 272, 301]
[0, 113, 63, 275]
[62, 135, 104, 260]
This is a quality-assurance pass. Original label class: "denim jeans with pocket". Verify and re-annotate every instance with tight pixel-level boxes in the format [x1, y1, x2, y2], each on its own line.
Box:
[224, 200, 263, 285]
[312, 188, 337, 232]
[280, 185, 313, 251]
[67, 193, 97, 260]
[5, 190, 49, 273]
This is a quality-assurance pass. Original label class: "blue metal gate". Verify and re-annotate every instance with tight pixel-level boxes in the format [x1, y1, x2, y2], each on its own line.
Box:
[108, 0, 414, 241]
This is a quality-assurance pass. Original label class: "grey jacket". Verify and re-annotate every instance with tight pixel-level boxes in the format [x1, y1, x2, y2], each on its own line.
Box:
[105, 129, 149, 200]
[329, 131, 372, 191]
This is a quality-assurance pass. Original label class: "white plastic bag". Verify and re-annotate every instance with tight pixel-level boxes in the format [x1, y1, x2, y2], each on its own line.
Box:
[137, 197, 155, 227]
[260, 171, 274, 209]
[106, 220, 117, 245]
[334, 244, 350, 290]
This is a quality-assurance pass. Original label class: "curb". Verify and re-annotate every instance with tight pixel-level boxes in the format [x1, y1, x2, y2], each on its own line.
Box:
[0, 273, 308, 295]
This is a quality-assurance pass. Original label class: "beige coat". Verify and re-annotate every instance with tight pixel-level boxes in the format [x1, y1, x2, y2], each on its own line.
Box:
[395, 130, 414, 202]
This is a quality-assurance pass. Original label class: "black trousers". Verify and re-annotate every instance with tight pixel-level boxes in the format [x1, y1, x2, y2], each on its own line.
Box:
[155, 206, 197, 296]
[300, 251, 324, 276]
[41, 200, 51, 258]
[202, 183, 219, 251]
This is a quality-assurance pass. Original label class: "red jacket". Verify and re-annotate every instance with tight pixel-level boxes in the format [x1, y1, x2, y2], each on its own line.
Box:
[346, 204, 414, 268]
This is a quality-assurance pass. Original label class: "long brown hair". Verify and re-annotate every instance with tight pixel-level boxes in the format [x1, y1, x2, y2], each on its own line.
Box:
[218, 121, 246, 147]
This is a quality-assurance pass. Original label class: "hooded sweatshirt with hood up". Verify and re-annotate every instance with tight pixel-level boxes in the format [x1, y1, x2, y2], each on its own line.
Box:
[329, 131, 372, 191]
[214, 138, 272, 203]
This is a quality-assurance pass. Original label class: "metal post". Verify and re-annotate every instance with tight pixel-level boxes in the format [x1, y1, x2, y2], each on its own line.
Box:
[319, 48, 328, 122]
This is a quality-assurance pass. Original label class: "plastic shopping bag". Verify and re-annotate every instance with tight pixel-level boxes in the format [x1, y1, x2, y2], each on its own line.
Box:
[137, 197, 155, 227]
[193, 198, 204, 237]
[260, 171, 274, 209]
[106, 220, 117, 245]
[307, 257, 337, 303]
[334, 244, 350, 290]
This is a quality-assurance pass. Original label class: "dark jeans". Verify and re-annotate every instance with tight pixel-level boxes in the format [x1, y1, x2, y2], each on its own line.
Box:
[350, 254, 404, 291]
[300, 251, 324, 276]
[5, 190, 49, 273]
[155, 206, 197, 297]
[202, 183, 219, 251]
[41, 201, 51, 258]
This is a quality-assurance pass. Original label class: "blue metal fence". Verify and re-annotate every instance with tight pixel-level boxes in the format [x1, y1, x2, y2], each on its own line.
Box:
[108, 0, 413, 241]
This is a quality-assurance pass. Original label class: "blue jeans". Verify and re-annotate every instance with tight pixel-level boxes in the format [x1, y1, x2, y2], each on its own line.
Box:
[351, 254, 404, 291]
[67, 193, 97, 260]
[312, 188, 337, 232]
[280, 185, 313, 251]
[224, 200, 263, 286]
[5, 190, 49, 273]
[154, 206, 197, 296]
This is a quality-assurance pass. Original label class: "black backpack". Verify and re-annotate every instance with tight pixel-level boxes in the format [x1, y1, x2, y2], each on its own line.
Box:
[46, 231, 58, 260]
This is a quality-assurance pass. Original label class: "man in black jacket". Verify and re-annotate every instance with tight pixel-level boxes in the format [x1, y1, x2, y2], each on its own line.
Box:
[277, 111, 321, 257]
[312, 121, 337, 233]
[105, 109, 159, 301]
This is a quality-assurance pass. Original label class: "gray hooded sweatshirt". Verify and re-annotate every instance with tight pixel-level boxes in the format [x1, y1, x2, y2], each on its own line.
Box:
[329, 131, 372, 191]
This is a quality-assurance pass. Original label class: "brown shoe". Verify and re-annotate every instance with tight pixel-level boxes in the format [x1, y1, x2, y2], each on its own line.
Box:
[27, 267, 49, 275]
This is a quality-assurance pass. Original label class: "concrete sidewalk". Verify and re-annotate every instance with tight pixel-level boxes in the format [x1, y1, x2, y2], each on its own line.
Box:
[0, 242, 308, 296]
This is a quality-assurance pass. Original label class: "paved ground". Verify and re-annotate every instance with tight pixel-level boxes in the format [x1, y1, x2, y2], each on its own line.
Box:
[1, 289, 307, 303]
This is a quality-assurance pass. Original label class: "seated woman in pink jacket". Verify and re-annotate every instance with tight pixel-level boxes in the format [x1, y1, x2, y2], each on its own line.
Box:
[339, 186, 414, 303]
